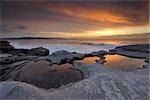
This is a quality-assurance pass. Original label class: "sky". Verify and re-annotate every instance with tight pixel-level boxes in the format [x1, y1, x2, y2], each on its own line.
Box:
[0, 1, 149, 38]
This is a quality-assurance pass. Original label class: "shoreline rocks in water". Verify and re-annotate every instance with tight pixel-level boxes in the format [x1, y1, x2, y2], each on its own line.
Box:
[0, 41, 49, 56]
[47, 50, 85, 64]
[109, 44, 149, 59]
[85, 50, 108, 57]
[0, 41, 14, 49]
[0, 41, 84, 89]
[30, 47, 49, 56]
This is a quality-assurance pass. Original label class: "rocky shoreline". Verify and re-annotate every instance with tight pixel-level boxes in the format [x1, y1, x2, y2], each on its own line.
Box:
[0, 41, 149, 100]
[109, 44, 149, 59]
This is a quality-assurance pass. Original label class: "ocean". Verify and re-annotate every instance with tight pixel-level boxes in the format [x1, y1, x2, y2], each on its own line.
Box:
[8, 39, 118, 53]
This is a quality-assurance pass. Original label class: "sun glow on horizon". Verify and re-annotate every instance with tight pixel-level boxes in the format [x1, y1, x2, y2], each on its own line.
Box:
[1, 1, 149, 38]
[80, 25, 149, 38]
[53, 25, 149, 39]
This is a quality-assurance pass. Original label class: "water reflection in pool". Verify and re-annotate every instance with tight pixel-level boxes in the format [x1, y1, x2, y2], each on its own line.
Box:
[74, 55, 145, 71]
[104, 55, 145, 71]
[74, 57, 100, 64]
[15, 61, 83, 89]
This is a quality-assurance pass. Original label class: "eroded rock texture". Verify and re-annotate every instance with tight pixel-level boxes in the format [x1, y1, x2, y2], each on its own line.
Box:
[0, 63, 148, 100]
[0, 41, 49, 56]
[47, 50, 85, 64]
[109, 44, 149, 59]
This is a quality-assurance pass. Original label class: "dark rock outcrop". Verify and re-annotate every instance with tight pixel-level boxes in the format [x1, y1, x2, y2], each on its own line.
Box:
[0, 41, 49, 56]
[95, 56, 106, 64]
[47, 50, 85, 64]
[0, 41, 15, 54]
[0, 41, 14, 49]
[145, 58, 150, 63]
[30, 47, 49, 56]
[0, 60, 30, 81]
[0, 55, 36, 65]
[109, 44, 149, 59]
[114, 44, 149, 53]
[85, 50, 108, 57]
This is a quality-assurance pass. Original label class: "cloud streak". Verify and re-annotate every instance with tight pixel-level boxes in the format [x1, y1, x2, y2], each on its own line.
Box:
[47, 5, 130, 24]
[1, 1, 149, 38]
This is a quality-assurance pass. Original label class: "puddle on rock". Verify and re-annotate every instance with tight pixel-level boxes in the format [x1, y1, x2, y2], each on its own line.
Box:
[104, 55, 145, 71]
[74, 57, 100, 64]
[74, 55, 146, 71]
[13, 60, 83, 89]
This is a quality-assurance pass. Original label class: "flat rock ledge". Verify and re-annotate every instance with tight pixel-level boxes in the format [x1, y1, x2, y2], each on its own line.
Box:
[109, 44, 149, 59]
[44, 50, 108, 65]
[46, 50, 85, 64]
[0, 63, 148, 100]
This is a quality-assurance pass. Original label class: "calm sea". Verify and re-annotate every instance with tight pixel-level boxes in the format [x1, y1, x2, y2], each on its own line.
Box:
[8, 39, 118, 53]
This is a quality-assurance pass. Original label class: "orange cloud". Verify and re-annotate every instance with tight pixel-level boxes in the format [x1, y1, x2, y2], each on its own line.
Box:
[48, 5, 131, 24]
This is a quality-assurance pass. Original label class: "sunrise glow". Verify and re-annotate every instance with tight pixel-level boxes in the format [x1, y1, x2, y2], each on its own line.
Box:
[1, 1, 149, 39]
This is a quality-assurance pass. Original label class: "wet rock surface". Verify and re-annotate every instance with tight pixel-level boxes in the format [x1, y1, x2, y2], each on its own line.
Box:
[47, 50, 85, 64]
[0, 41, 14, 50]
[96, 56, 106, 64]
[0, 60, 31, 81]
[0, 63, 148, 100]
[0, 55, 37, 65]
[85, 50, 108, 57]
[0, 41, 49, 56]
[109, 44, 149, 59]
[114, 44, 149, 53]
[0, 81, 44, 99]
[45, 50, 108, 65]
[30, 47, 49, 56]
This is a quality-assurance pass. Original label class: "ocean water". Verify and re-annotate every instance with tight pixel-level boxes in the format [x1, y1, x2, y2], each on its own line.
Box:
[8, 39, 117, 53]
